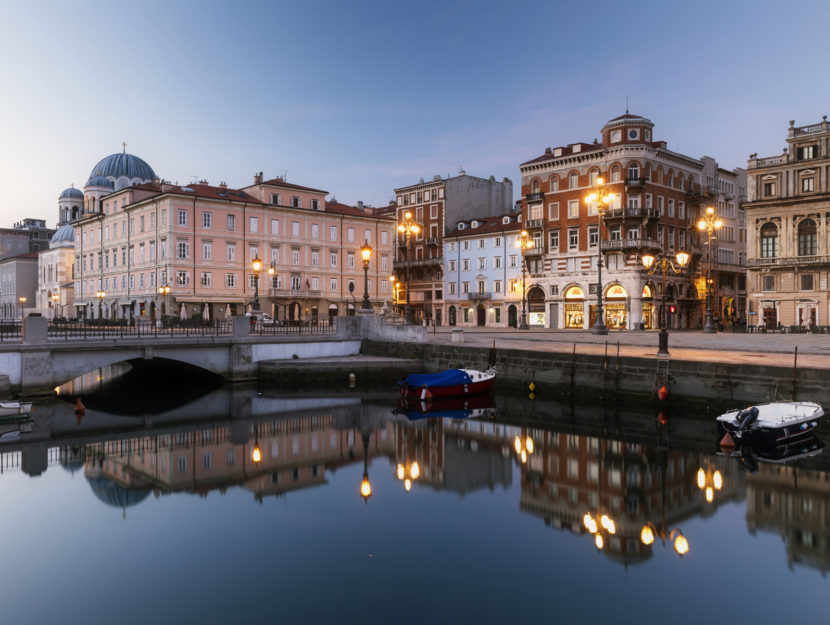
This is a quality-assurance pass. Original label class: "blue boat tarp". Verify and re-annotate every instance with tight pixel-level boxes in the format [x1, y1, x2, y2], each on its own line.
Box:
[402, 369, 471, 388]
[405, 409, 472, 421]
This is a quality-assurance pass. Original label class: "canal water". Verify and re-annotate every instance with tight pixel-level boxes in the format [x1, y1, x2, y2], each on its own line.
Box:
[0, 366, 827, 624]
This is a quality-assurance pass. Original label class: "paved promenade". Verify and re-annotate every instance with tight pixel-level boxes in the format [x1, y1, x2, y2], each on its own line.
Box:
[422, 327, 830, 369]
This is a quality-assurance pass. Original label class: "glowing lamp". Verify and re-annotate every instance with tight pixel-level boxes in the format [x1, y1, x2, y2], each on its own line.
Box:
[641, 525, 655, 546]
[641, 254, 655, 269]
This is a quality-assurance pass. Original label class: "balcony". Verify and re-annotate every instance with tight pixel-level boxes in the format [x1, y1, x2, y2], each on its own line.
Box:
[525, 218, 545, 229]
[747, 255, 830, 268]
[394, 258, 442, 269]
[624, 176, 648, 190]
[525, 192, 545, 203]
[602, 207, 659, 222]
[470, 291, 491, 301]
[524, 246, 544, 257]
[601, 239, 662, 253]
[426, 237, 439, 246]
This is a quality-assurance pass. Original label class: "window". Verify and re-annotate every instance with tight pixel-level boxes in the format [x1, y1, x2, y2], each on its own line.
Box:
[330, 278, 338, 291]
[549, 230, 559, 250]
[381, 230, 388, 245]
[227, 214, 236, 230]
[801, 274, 814, 290]
[761, 223, 778, 258]
[589, 226, 599, 247]
[549, 202, 559, 220]
[347, 228, 355, 242]
[449, 282, 456, 295]
[202, 242, 212, 260]
[176, 241, 189, 259]
[149, 241, 155, 261]
[568, 200, 579, 218]
[311, 199, 320, 210]
[667, 199, 674, 217]
[249, 217, 258, 233]
[271, 219, 280, 235]
[762, 275, 775, 291]
[430, 204, 438, 218]
[509, 255, 517, 268]
[477, 280, 485, 294]
[329, 225, 337, 241]
[203, 212, 212, 228]
[449, 260, 456, 272]
[509, 279, 518, 292]
[627, 228, 639, 240]
[292, 249, 301, 265]
[291, 196, 301, 208]
[494, 280, 502, 293]
[311, 250, 319, 266]
[462, 281, 470, 294]
[270, 193, 280, 205]
[176, 271, 189, 286]
[494, 237, 502, 247]
[177, 209, 187, 226]
[589, 169, 599, 186]
[494, 256, 502, 269]
[657, 197, 664, 215]
[569, 172, 579, 189]
[628, 163, 639, 180]
[200, 272, 212, 287]
[381, 255, 388, 271]
[330, 252, 338, 267]
[347, 253, 355, 268]
[311, 224, 319, 239]
[271, 246, 280, 264]
[462, 240, 470, 251]
[798, 219, 817, 256]
[763, 181, 776, 197]
[226, 273, 237, 288]
[568, 228, 579, 250]
[292, 221, 300, 237]
[226, 243, 236, 262]
[249, 246, 258, 262]
[802, 177, 815, 193]
[798, 145, 816, 160]
[462, 259, 470, 271]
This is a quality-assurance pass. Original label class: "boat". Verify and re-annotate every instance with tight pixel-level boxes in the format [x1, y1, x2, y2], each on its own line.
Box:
[0, 401, 33, 419]
[398, 367, 496, 400]
[397, 393, 496, 421]
[719, 435, 824, 473]
[716, 401, 824, 445]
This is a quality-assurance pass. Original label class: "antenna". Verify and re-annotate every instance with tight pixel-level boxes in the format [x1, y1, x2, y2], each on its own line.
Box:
[190, 175, 198, 184]
[275, 169, 289, 181]
[625, 96, 629, 115]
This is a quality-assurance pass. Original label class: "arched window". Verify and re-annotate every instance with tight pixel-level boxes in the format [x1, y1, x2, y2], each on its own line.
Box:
[549, 176, 559, 192]
[610, 165, 621, 183]
[588, 169, 599, 186]
[531, 178, 540, 193]
[628, 163, 640, 181]
[760, 223, 778, 258]
[798, 219, 817, 256]
[569, 172, 579, 189]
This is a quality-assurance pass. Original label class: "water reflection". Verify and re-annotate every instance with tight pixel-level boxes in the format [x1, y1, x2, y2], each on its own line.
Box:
[3, 383, 829, 580]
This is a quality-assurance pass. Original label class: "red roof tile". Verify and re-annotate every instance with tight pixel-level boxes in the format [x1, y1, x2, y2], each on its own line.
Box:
[259, 179, 328, 194]
[444, 213, 522, 238]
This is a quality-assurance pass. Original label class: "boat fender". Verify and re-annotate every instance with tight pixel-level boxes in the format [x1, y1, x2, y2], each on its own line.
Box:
[657, 386, 668, 401]
[736, 406, 759, 430]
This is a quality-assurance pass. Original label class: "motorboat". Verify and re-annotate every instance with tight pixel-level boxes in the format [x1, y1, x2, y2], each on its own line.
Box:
[398, 367, 496, 400]
[716, 401, 823, 445]
[397, 393, 496, 421]
[0, 401, 33, 419]
[719, 435, 824, 473]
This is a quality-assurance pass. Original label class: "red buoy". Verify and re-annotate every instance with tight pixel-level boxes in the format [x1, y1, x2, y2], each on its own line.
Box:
[719, 432, 736, 448]
[657, 386, 668, 401]
[657, 411, 668, 425]
[74, 398, 86, 415]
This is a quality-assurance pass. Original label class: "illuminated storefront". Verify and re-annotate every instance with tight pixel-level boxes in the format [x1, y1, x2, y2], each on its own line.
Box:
[603, 283, 627, 330]
[642, 284, 655, 329]
[564, 286, 585, 329]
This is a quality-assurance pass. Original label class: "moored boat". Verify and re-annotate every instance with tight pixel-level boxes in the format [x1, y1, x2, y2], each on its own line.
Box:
[398, 393, 496, 421]
[716, 401, 824, 445]
[398, 367, 496, 400]
[0, 401, 33, 419]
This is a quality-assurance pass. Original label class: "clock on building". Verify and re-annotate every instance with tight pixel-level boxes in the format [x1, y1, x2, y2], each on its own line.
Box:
[628, 128, 639, 140]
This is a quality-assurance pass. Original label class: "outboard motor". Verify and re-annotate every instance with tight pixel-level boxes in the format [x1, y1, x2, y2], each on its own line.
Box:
[736, 406, 759, 430]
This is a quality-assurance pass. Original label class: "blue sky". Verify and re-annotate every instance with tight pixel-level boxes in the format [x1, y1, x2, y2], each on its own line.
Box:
[1, 0, 829, 226]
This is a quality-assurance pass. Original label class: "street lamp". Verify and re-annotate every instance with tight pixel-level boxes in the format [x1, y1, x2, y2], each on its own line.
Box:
[96, 290, 105, 319]
[641, 251, 690, 356]
[52, 293, 60, 319]
[18, 296, 26, 319]
[397, 211, 421, 323]
[697, 206, 723, 334]
[360, 241, 372, 311]
[515, 230, 534, 330]
[585, 177, 615, 335]
[251, 255, 262, 311]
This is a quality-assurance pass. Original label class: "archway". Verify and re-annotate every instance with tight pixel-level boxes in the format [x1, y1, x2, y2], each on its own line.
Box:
[507, 305, 517, 328]
[328, 304, 338, 324]
[603, 283, 627, 330]
[289, 302, 301, 322]
[311, 306, 318, 325]
[563, 285, 585, 328]
[527, 286, 545, 326]
[641, 283, 655, 329]
[448, 306, 456, 326]
[477, 304, 486, 327]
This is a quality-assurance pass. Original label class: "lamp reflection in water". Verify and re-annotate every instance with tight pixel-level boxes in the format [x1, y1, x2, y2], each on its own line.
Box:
[640, 443, 691, 556]
[360, 432, 372, 502]
[583, 511, 616, 551]
[251, 423, 262, 464]
[513, 434, 534, 464]
[396, 460, 420, 492]
[697, 462, 723, 503]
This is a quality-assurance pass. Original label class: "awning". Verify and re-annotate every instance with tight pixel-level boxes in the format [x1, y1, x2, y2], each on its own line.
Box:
[175, 296, 246, 304]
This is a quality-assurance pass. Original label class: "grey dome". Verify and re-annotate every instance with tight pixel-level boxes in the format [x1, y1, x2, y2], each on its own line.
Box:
[86, 174, 114, 188]
[59, 186, 84, 200]
[51, 223, 75, 245]
[86, 475, 150, 509]
[87, 152, 155, 186]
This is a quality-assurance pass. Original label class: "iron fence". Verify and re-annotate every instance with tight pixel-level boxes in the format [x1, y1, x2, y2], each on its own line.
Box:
[47, 320, 234, 339]
[248, 319, 335, 336]
[0, 321, 22, 341]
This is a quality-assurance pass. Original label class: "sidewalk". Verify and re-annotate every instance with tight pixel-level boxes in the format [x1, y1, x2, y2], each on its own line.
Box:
[423, 327, 830, 369]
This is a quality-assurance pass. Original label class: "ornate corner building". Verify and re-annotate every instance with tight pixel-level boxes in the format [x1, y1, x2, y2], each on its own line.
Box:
[745, 116, 830, 328]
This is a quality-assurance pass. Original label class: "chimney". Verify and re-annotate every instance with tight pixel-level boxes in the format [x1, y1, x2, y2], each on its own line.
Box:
[357, 200, 364, 211]
[254, 171, 263, 185]
[219, 182, 228, 189]
[544, 147, 552, 155]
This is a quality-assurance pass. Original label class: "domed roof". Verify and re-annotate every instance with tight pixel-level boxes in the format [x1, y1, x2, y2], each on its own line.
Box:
[86, 174, 114, 188]
[50, 223, 75, 246]
[86, 151, 156, 186]
[86, 475, 151, 509]
[59, 186, 84, 200]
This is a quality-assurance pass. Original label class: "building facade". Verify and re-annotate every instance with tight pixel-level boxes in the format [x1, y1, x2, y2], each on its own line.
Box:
[0, 252, 38, 319]
[0, 219, 55, 261]
[442, 212, 524, 327]
[392, 172, 513, 324]
[36, 187, 79, 318]
[519, 113, 741, 330]
[745, 116, 830, 328]
[70, 154, 393, 322]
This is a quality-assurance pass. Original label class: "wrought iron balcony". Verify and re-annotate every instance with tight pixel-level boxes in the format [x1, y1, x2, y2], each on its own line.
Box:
[524, 246, 544, 257]
[525, 218, 545, 229]
[470, 291, 491, 300]
[394, 258, 442, 268]
[602, 207, 659, 221]
[747, 255, 830, 267]
[525, 192, 545, 202]
[601, 238, 662, 253]
[624, 176, 648, 189]
[426, 237, 439, 246]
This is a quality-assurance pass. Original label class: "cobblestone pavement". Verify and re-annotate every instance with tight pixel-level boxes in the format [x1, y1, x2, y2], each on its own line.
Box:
[421, 327, 830, 369]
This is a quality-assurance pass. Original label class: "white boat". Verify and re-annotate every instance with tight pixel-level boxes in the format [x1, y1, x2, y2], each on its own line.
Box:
[716, 401, 824, 445]
[0, 401, 33, 418]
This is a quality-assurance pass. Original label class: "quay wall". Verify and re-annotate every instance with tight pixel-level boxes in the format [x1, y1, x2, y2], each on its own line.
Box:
[361, 340, 829, 405]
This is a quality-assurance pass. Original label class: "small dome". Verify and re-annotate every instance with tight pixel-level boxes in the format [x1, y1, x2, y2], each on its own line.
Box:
[50, 223, 75, 246]
[86, 475, 150, 509]
[59, 186, 84, 200]
[87, 152, 155, 186]
[86, 174, 114, 188]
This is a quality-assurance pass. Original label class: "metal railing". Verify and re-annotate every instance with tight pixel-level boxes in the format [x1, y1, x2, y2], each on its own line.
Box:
[46, 320, 234, 339]
[0, 321, 22, 340]
[525, 192, 545, 202]
[249, 320, 335, 335]
[747, 255, 830, 267]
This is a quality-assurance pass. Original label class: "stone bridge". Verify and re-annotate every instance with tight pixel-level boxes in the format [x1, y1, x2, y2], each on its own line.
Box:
[0, 315, 424, 395]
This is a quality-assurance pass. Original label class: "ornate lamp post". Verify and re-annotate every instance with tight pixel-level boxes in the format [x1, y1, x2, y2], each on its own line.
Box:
[515, 230, 534, 330]
[18, 296, 26, 319]
[360, 241, 372, 311]
[96, 290, 105, 319]
[585, 177, 615, 335]
[641, 251, 690, 356]
[251, 255, 262, 311]
[397, 211, 421, 323]
[51, 293, 60, 319]
[697, 206, 723, 334]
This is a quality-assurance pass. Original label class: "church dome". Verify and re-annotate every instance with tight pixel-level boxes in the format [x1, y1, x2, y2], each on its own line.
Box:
[86, 475, 151, 509]
[86, 152, 156, 186]
[86, 174, 114, 188]
[59, 186, 84, 200]
[50, 223, 75, 246]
